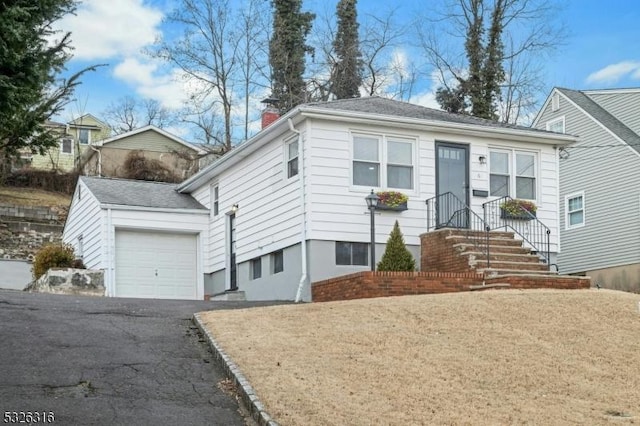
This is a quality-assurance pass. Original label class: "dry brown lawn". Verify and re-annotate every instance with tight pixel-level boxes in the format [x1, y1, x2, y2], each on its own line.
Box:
[0, 186, 71, 208]
[199, 289, 640, 425]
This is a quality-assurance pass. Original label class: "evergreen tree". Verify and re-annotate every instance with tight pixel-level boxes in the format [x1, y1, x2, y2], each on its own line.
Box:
[269, 0, 315, 113]
[0, 1, 96, 160]
[377, 221, 416, 272]
[331, 0, 362, 99]
[434, 0, 507, 121]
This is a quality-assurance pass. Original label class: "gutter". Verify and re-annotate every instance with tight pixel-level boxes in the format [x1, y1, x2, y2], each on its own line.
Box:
[99, 203, 209, 215]
[289, 118, 307, 303]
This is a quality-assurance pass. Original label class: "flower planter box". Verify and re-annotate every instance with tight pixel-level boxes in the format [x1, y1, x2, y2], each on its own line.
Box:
[377, 202, 408, 212]
[500, 208, 535, 220]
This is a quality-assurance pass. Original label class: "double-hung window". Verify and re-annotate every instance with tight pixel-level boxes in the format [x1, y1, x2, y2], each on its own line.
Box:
[489, 149, 537, 200]
[211, 185, 219, 216]
[78, 129, 90, 145]
[546, 117, 565, 133]
[287, 140, 299, 178]
[566, 192, 585, 229]
[352, 134, 414, 189]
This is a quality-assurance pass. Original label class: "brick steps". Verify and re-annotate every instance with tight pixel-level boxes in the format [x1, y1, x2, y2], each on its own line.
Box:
[480, 268, 558, 277]
[447, 235, 525, 247]
[453, 243, 532, 255]
[476, 261, 549, 271]
[460, 251, 542, 263]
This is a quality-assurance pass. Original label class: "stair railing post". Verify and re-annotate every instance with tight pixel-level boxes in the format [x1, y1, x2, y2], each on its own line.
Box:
[546, 229, 551, 271]
[486, 225, 490, 268]
[426, 199, 431, 231]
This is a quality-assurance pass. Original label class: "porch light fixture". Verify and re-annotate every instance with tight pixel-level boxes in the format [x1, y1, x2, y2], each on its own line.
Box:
[365, 190, 380, 271]
[231, 203, 239, 213]
[479, 155, 487, 165]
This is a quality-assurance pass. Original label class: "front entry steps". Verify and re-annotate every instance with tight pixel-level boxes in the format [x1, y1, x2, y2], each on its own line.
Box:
[420, 228, 591, 290]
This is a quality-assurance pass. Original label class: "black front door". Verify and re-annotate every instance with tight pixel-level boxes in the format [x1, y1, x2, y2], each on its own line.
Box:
[435, 142, 470, 228]
[229, 213, 237, 291]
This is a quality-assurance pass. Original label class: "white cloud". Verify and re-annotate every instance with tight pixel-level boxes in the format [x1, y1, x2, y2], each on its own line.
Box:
[55, 0, 163, 60]
[586, 61, 640, 84]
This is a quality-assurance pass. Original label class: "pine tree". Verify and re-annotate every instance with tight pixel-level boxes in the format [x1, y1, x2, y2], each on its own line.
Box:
[0, 1, 96, 160]
[331, 0, 362, 99]
[269, 0, 315, 113]
[377, 221, 416, 272]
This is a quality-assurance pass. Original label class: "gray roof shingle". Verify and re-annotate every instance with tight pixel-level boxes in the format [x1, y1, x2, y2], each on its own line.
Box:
[81, 176, 206, 210]
[304, 96, 543, 133]
[557, 88, 640, 155]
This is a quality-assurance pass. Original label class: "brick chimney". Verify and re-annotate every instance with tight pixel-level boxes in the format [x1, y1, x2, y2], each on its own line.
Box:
[261, 97, 280, 129]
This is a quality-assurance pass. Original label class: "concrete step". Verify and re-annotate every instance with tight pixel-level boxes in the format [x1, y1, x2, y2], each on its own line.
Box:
[206, 290, 246, 301]
[453, 243, 531, 255]
[473, 260, 549, 271]
[460, 251, 542, 263]
[479, 268, 557, 278]
[447, 235, 524, 247]
[485, 274, 591, 289]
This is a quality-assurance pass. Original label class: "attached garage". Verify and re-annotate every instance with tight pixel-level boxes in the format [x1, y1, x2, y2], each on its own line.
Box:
[63, 176, 209, 300]
[115, 230, 198, 299]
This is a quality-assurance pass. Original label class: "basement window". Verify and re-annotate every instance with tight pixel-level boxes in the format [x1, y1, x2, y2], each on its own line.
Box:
[335, 242, 368, 266]
[271, 250, 284, 274]
[250, 257, 262, 280]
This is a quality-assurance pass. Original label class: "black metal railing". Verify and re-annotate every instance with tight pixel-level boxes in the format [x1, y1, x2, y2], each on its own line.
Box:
[482, 196, 551, 267]
[426, 192, 491, 268]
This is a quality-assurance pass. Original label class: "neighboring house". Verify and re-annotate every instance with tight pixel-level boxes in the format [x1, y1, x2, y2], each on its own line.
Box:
[81, 125, 208, 181]
[27, 114, 111, 172]
[63, 177, 209, 299]
[63, 97, 575, 301]
[532, 87, 640, 290]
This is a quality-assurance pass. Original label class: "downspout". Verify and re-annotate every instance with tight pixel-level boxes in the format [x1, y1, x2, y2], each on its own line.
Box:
[90, 145, 101, 177]
[106, 208, 112, 296]
[289, 118, 307, 303]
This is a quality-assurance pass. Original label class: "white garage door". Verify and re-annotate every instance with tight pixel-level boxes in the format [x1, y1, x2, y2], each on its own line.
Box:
[115, 230, 198, 300]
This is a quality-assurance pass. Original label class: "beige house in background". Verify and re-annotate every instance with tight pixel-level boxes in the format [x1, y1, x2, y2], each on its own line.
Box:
[27, 114, 111, 172]
[81, 125, 208, 181]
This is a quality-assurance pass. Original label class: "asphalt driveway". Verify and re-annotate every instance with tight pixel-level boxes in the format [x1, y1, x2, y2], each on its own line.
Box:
[0, 290, 283, 425]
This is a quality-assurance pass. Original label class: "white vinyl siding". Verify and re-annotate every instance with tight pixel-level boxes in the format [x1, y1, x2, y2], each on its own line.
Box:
[62, 180, 104, 269]
[191, 129, 304, 273]
[565, 192, 585, 229]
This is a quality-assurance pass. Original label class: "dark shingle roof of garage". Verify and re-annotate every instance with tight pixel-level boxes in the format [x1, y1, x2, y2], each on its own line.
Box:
[80, 176, 207, 210]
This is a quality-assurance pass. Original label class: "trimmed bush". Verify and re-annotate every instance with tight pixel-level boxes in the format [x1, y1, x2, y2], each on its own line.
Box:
[377, 220, 416, 271]
[33, 243, 76, 279]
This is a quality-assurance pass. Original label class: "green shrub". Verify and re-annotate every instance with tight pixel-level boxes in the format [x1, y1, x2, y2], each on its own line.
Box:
[377, 220, 416, 272]
[33, 243, 76, 279]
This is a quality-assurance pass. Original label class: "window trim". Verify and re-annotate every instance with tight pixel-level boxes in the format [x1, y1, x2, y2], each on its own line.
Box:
[78, 128, 91, 145]
[551, 92, 560, 112]
[286, 137, 299, 179]
[565, 191, 585, 230]
[271, 249, 284, 274]
[210, 184, 219, 217]
[250, 257, 262, 280]
[335, 241, 369, 266]
[546, 116, 565, 134]
[60, 138, 73, 155]
[489, 148, 539, 201]
[350, 132, 416, 191]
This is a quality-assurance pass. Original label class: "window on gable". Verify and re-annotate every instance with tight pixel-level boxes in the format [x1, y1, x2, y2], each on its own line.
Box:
[287, 140, 299, 178]
[211, 185, 219, 216]
[546, 117, 565, 134]
[78, 129, 90, 145]
[489, 149, 537, 200]
[352, 134, 414, 189]
[566, 192, 585, 229]
[250, 257, 262, 280]
[61, 138, 73, 154]
[335, 242, 368, 266]
[271, 250, 284, 274]
[551, 93, 560, 112]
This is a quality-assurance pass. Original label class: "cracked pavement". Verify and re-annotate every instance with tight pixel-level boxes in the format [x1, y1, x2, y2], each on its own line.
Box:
[0, 290, 284, 425]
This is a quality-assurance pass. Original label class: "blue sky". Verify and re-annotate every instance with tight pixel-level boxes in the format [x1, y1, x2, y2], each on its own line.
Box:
[54, 0, 640, 138]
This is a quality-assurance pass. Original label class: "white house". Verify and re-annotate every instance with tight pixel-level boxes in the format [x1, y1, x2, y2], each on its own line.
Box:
[63, 97, 576, 301]
[532, 87, 640, 291]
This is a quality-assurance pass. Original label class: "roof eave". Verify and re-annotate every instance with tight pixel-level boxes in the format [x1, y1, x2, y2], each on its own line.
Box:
[100, 203, 209, 215]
